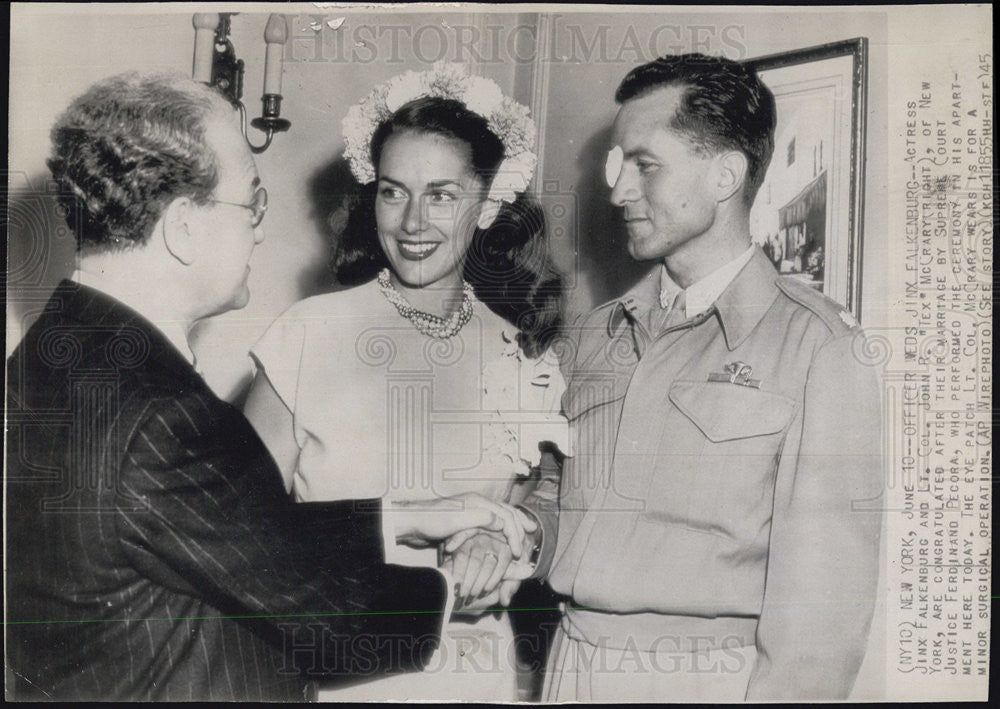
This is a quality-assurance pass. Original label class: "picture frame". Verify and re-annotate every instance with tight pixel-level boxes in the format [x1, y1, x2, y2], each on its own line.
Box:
[744, 38, 868, 317]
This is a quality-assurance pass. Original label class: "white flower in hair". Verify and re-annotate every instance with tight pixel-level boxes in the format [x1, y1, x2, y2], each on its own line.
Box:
[477, 199, 502, 230]
[489, 151, 537, 204]
[426, 62, 468, 98]
[341, 63, 538, 198]
[385, 70, 426, 113]
[342, 103, 377, 184]
[489, 97, 536, 156]
[464, 75, 505, 117]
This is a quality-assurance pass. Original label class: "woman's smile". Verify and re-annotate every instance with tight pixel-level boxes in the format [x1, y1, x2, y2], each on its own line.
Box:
[396, 240, 441, 260]
[375, 131, 484, 292]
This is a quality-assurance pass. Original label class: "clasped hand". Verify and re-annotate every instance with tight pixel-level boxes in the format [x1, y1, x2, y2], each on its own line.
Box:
[441, 525, 536, 612]
[393, 491, 536, 557]
[391, 492, 536, 611]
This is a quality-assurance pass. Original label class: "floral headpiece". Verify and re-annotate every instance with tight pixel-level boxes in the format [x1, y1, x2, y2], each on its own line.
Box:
[342, 62, 538, 229]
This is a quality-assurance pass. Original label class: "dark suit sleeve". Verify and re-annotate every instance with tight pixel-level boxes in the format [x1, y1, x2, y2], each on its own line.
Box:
[114, 392, 447, 680]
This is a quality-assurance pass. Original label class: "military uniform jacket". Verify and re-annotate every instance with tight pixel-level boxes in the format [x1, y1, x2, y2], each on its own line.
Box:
[533, 249, 883, 699]
[5, 281, 448, 701]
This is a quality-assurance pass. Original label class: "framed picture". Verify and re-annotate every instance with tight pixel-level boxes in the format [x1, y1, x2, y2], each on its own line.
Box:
[744, 38, 868, 317]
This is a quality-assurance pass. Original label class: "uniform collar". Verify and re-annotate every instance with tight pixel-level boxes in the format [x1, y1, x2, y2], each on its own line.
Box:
[606, 247, 779, 350]
[606, 267, 660, 336]
[658, 245, 756, 318]
[712, 248, 780, 350]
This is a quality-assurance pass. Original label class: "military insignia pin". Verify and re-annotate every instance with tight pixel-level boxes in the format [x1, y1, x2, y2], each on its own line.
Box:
[708, 361, 762, 388]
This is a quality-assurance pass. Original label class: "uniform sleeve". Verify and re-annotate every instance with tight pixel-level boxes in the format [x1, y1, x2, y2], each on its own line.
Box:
[503, 343, 569, 579]
[516, 312, 597, 581]
[115, 393, 448, 680]
[746, 331, 883, 699]
[249, 307, 308, 415]
[517, 448, 562, 580]
[515, 337, 579, 581]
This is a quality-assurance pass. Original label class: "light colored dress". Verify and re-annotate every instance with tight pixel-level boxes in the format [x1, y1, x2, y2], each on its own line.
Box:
[250, 278, 568, 702]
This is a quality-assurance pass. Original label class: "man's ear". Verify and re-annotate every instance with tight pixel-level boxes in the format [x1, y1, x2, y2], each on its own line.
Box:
[715, 150, 749, 203]
[160, 197, 197, 265]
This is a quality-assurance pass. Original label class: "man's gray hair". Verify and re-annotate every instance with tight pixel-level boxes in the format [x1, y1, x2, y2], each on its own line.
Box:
[47, 72, 234, 251]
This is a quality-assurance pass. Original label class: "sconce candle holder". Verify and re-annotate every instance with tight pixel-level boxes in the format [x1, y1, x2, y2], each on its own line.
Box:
[192, 12, 290, 154]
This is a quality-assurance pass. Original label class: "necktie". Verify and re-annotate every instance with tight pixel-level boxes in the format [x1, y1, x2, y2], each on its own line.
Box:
[660, 290, 688, 331]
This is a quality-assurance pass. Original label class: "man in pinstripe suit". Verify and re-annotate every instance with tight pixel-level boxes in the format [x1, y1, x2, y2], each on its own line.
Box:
[5, 73, 531, 701]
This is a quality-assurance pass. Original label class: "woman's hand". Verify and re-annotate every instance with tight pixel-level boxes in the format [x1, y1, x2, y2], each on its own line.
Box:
[452, 578, 522, 614]
[443, 529, 535, 607]
[391, 493, 537, 557]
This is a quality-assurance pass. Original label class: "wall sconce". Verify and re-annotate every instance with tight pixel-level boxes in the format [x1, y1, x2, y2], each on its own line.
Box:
[192, 13, 290, 154]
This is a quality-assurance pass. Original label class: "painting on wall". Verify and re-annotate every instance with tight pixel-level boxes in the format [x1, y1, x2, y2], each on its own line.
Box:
[745, 38, 868, 317]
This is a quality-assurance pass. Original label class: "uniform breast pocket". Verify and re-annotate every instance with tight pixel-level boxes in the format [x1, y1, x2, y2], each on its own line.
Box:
[642, 380, 798, 540]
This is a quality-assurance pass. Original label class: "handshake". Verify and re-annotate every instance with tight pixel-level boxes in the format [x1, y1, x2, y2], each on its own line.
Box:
[391, 492, 539, 612]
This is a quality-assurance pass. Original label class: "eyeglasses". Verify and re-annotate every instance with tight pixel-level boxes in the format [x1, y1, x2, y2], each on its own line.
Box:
[208, 186, 268, 227]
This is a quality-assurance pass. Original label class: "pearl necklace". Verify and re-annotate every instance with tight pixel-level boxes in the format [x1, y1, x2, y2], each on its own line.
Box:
[377, 268, 474, 339]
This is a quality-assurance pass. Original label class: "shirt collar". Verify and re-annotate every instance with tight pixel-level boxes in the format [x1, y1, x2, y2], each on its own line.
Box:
[658, 245, 756, 318]
[70, 269, 197, 367]
[608, 247, 780, 350]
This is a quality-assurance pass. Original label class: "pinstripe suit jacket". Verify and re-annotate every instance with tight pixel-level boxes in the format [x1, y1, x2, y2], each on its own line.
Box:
[6, 281, 447, 701]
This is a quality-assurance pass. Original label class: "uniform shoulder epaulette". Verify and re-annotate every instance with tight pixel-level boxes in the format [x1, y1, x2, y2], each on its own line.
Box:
[569, 297, 623, 330]
[591, 296, 626, 316]
[556, 298, 629, 367]
[775, 276, 859, 334]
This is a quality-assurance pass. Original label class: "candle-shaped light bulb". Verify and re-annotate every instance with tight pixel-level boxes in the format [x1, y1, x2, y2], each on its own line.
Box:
[192, 13, 219, 84]
[262, 14, 287, 96]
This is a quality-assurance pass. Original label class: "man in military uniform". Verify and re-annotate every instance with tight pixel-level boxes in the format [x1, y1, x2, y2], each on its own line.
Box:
[529, 54, 883, 701]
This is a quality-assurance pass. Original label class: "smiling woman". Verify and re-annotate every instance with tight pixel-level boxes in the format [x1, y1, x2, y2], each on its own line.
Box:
[242, 66, 570, 702]
[374, 129, 483, 312]
[334, 93, 560, 356]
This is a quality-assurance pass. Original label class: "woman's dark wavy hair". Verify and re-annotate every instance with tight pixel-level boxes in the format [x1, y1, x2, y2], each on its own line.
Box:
[332, 96, 563, 359]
